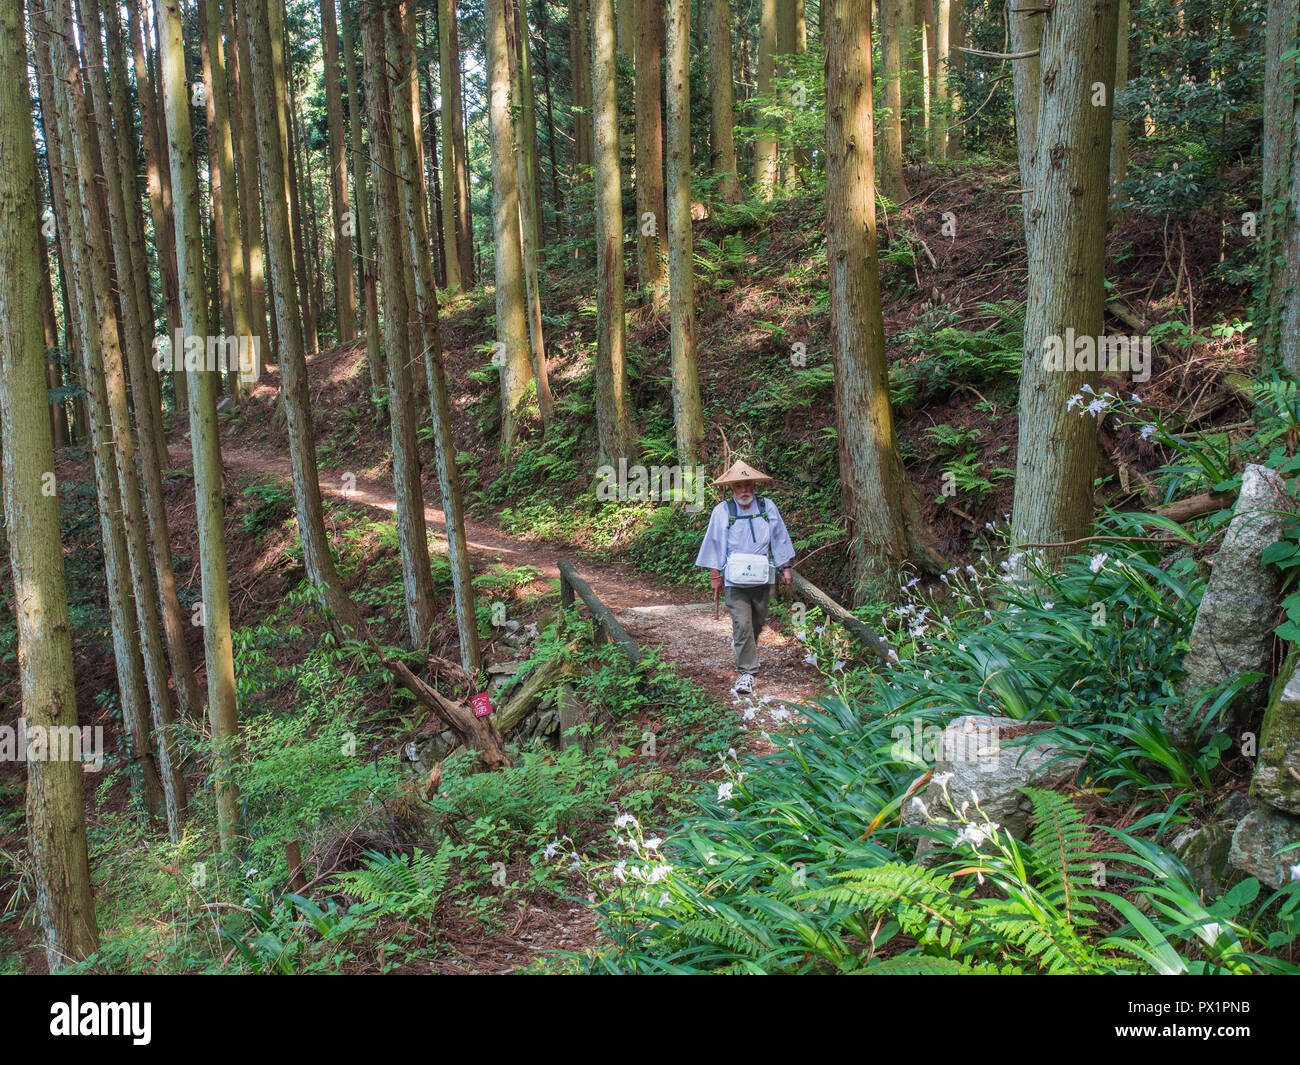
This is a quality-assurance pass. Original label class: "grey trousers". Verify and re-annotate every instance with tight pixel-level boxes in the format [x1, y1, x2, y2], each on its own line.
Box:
[725, 583, 773, 673]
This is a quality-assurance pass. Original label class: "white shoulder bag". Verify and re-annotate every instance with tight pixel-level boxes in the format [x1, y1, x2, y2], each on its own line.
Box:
[723, 499, 774, 586]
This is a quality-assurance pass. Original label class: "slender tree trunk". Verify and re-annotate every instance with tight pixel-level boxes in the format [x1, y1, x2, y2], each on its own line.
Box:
[487, 0, 537, 449]
[635, 0, 667, 300]
[707, 0, 741, 202]
[100, 0, 159, 426]
[754, 0, 779, 196]
[1, 0, 100, 970]
[930, 0, 949, 159]
[1010, 0, 1118, 561]
[91, 0, 206, 728]
[58, 0, 188, 840]
[323, 0, 358, 341]
[37, 206, 70, 448]
[1108, 0, 1129, 205]
[538, 0, 566, 233]
[369, 0, 442, 648]
[948, 0, 964, 158]
[129, 0, 185, 412]
[292, 73, 325, 349]
[158, 0, 243, 849]
[826, 0, 939, 600]
[571, 0, 595, 179]
[513, 0, 547, 249]
[505, 0, 554, 424]
[386, 4, 484, 677]
[878, 0, 909, 199]
[1009, 0, 1044, 231]
[204, 0, 254, 401]
[32, 1, 164, 824]
[592, 0, 638, 464]
[341, 0, 384, 393]
[437, 0, 464, 290]
[1263, 0, 1300, 373]
[230, 0, 272, 372]
[618, 0, 636, 59]
[665, 0, 705, 465]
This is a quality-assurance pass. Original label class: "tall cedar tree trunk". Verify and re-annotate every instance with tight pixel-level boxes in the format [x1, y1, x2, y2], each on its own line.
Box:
[341, 0, 384, 394]
[513, 0, 547, 247]
[570, 0, 594, 175]
[538, 0, 566, 233]
[32, 1, 165, 821]
[1, 0, 100, 970]
[930, 0, 949, 159]
[1263, 0, 1300, 373]
[618, 0, 635, 58]
[386, 4, 484, 678]
[878, 0, 910, 199]
[95, 0, 207, 726]
[754, 0, 779, 196]
[486, 0, 536, 449]
[55, 0, 188, 839]
[825, 0, 940, 600]
[592, 0, 638, 464]
[707, 0, 741, 202]
[440, 0, 475, 282]
[37, 211, 70, 447]
[99, 0, 160, 432]
[1109, 0, 1129, 203]
[949, 0, 965, 158]
[902, 0, 925, 147]
[369, 0, 440, 649]
[322, 0, 358, 341]
[127, 0, 184, 408]
[231, 0, 272, 371]
[292, 75, 325, 349]
[157, 0, 243, 848]
[665, 0, 705, 465]
[269, 0, 315, 355]
[1009, 0, 1044, 228]
[635, 0, 667, 299]
[203, 0, 254, 402]
[437, 0, 464, 289]
[505, 0, 554, 424]
[388, 2, 431, 411]
[1010, 0, 1119, 560]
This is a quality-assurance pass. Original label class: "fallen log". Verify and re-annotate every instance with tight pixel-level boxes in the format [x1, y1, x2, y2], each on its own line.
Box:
[558, 558, 641, 663]
[1151, 490, 1235, 524]
[497, 654, 574, 734]
[790, 571, 895, 666]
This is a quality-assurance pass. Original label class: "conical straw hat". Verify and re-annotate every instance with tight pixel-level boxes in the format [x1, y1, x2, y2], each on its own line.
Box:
[710, 460, 772, 486]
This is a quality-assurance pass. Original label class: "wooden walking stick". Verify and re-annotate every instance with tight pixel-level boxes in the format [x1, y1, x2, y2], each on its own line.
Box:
[714, 585, 721, 619]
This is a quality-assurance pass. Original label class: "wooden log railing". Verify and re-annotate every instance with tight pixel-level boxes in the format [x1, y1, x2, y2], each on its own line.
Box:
[789, 571, 896, 666]
[559, 557, 891, 668]
[558, 558, 641, 663]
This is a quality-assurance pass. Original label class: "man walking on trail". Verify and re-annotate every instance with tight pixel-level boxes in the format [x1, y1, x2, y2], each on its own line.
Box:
[695, 461, 796, 695]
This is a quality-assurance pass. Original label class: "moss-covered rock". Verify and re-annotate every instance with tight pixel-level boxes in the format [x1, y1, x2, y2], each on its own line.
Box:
[1253, 652, 1300, 814]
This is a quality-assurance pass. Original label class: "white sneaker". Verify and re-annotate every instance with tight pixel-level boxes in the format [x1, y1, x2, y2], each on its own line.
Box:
[734, 673, 755, 694]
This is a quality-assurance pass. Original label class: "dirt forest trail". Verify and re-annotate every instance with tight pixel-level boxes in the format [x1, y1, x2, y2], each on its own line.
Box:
[177, 438, 828, 736]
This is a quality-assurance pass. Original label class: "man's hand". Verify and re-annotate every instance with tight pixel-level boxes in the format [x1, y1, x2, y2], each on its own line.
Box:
[710, 569, 722, 593]
[781, 566, 794, 586]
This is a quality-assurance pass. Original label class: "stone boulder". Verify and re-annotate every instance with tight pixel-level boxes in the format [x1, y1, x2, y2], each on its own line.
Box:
[1228, 803, 1300, 889]
[1252, 658, 1300, 814]
[902, 715, 1079, 850]
[1166, 464, 1288, 745]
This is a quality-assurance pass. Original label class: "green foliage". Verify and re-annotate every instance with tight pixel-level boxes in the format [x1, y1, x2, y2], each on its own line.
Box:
[332, 844, 456, 919]
[890, 302, 1024, 409]
[238, 476, 294, 535]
